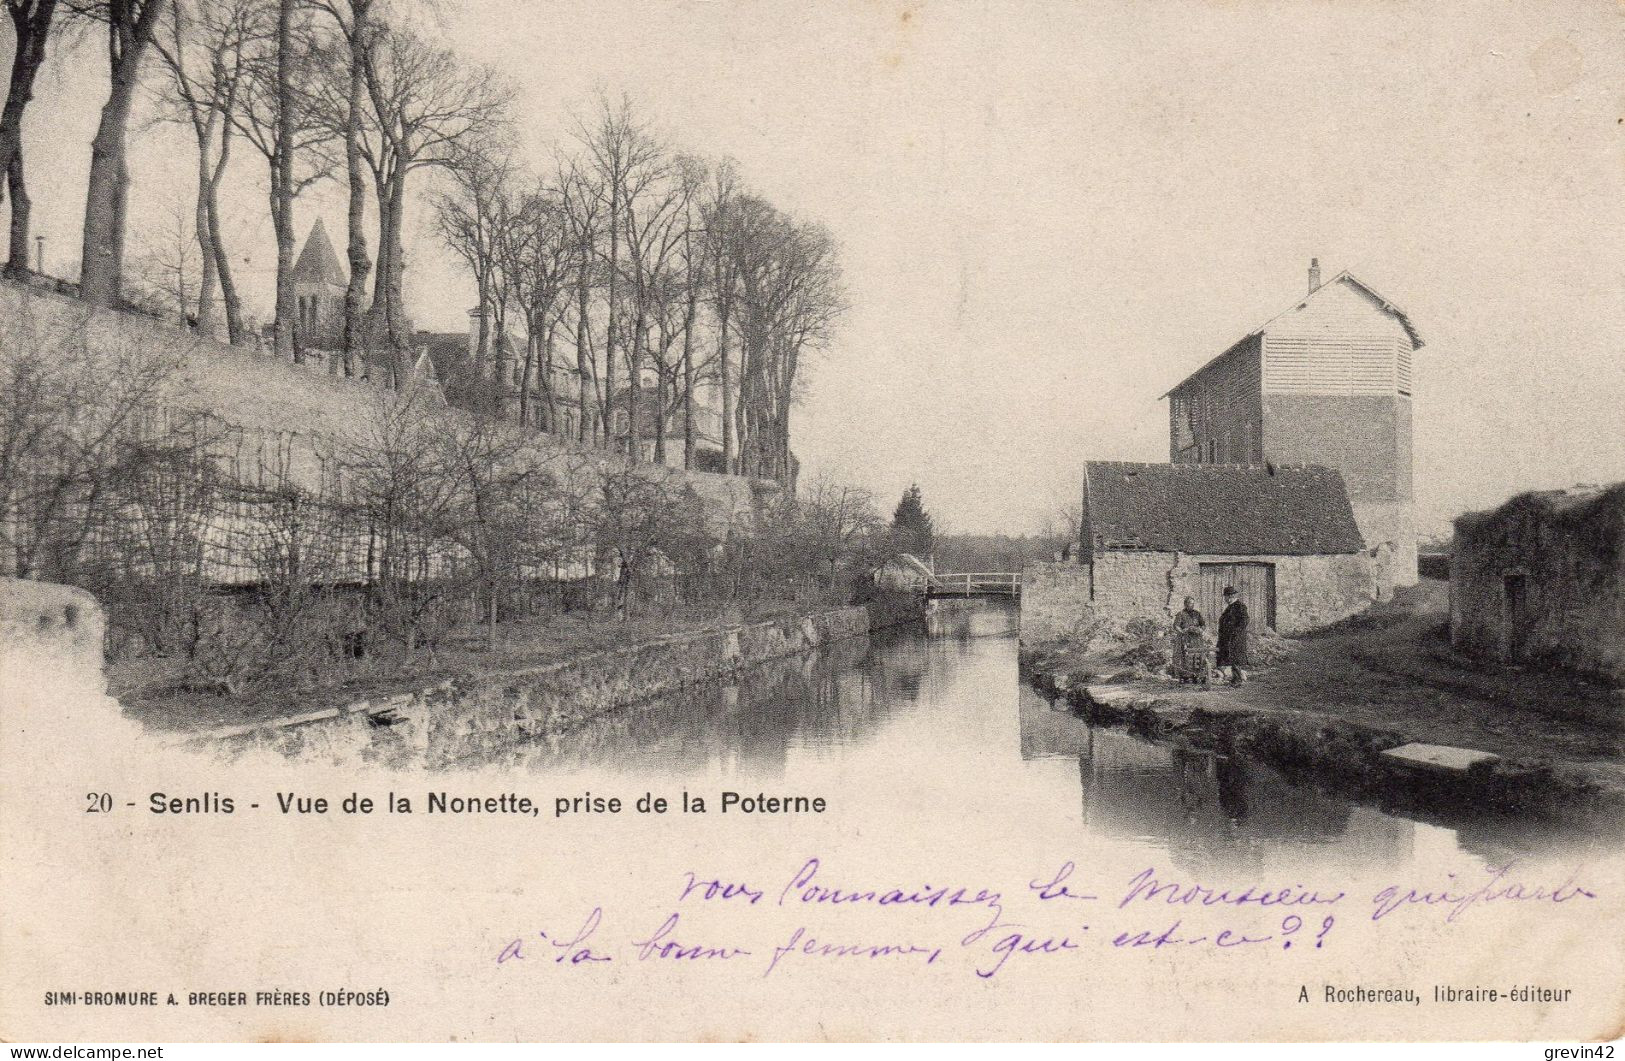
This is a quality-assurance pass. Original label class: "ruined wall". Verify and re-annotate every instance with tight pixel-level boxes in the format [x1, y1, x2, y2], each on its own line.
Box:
[1451, 487, 1625, 684]
[0, 578, 124, 732]
[0, 577, 108, 697]
[0, 281, 771, 546]
[1023, 552, 1215, 645]
[1092, 551, 1184, 617]
[1352, 499, 1416, 597]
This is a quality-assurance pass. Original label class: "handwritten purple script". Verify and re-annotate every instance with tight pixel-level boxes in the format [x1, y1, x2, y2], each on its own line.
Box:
[491, 859, 1597, 980]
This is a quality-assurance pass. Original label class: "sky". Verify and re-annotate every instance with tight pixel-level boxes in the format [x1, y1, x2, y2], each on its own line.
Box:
[10, 0, 1625, 536]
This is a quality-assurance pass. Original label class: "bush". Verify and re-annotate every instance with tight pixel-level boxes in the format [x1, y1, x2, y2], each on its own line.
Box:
[1109, 617, 1172, 671]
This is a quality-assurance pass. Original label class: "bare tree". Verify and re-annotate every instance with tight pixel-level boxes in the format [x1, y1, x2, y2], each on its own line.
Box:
[503, 182, 573, 432]
[572, 92, 659, 459]
[310, 0, 374, 373]
[72, 0, 171, 306]
[344, 386, 464, 655]
[432, 139, 510, 398]
[674, 156, 709, 469]
[558, 158, 604, 445]
[0, 296, 208, 581]
[122, 192, 198, 319]
[618, 142, 688, 465]
[437, 415, 547, 646]
[702, 159, 741, 471]
[722, 195, 842, 482]
[590, 466, 709, 618]
[340, 23, 513, 385]
[235, 0, 335, 362]
[1, 0, 60, 277]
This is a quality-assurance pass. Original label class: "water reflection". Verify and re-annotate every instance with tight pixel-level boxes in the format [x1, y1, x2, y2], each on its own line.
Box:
[1019, 683, 1619, 871]
[474, 603, 1003, 775]
[1021, 692, 1415, 875]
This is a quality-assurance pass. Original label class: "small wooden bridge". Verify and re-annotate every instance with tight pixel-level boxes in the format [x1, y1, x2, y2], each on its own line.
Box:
[924, 572, 1022, 599]
[889, 555, 1020, 599]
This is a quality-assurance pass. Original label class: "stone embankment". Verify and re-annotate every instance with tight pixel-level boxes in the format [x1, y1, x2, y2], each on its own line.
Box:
[203, 604, 894, 764]
[1026, 668, 1625, 827]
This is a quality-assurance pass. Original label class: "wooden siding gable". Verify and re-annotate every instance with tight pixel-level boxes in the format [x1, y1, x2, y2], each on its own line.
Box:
[1261, 277, 1414, 397]
[1164, 270, 1423, 401]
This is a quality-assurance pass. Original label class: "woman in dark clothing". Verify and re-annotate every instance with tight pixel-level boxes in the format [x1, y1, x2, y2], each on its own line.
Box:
[1216, 586, 1250, 685]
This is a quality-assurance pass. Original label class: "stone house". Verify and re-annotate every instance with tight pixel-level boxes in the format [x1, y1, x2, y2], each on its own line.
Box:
[1023, 461, 1374, 642]
[1163, 260, 1424, 592]
[1450, 483, 1625, 684]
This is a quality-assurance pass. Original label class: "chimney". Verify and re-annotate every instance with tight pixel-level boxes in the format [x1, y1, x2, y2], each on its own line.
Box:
[1308, 258, 1321, 293]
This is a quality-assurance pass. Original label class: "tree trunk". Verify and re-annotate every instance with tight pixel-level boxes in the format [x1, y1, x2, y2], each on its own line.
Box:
[191, 124, 219, 336]
[2, 0, 57, 277]
[605, 182, 620, 454]
[574, 265, 592, 444]
[734, 335, 753, 477]
[5, 154, 29, 276]
[652, 347, 667, 466]
[716, 303, 734, 473]
[384, 166, 410, 382]
[207, 94, 244, 342]
[474, 280, 491, 381]
[369, 165, 409, 385]
[341, 0, 371, 375]
[626, 310, 643, 462]
[681, 279, 698, 469]
[271, 0, 296, 361]
[80, 33, 152, 306]
[541, 316, 559, 433]
[517, 314, 535, 427]
[491, 296, 510, 417]
[209, 194, 243, 342]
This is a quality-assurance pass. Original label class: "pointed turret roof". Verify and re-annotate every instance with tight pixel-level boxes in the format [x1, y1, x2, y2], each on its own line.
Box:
[293, 219, 346, 287]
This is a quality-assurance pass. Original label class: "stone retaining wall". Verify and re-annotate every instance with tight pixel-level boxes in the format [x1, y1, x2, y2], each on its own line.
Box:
[213, 604, 884, 766]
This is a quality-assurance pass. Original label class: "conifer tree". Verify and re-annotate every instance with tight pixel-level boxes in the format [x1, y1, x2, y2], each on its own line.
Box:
[891, 483, 934, 559]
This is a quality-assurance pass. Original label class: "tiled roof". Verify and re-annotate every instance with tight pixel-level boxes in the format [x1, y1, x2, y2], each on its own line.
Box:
[1083, 461, 1365, 556]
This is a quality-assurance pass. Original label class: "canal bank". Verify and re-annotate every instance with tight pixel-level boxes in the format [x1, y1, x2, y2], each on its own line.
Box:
[1021, 582, 1625, 825]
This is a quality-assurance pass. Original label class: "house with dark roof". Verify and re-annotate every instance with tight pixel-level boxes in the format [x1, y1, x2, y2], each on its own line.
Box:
[1450, 483, 1625, 683]
[1025, 461, 1376, 642]
[1163, 260, 1424, 594]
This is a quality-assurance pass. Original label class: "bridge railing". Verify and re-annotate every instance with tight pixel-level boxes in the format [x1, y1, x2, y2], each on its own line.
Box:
[924, 572, 1021, 597]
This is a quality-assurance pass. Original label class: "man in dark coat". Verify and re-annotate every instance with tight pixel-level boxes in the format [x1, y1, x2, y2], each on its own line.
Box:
[1216, 586, 1250, 686]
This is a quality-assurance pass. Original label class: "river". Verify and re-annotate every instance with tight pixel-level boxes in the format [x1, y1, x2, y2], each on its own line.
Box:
[441, 600, 1616, 878]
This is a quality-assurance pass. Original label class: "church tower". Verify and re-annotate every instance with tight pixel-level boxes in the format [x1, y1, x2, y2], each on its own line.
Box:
[291, 219, 347, 352]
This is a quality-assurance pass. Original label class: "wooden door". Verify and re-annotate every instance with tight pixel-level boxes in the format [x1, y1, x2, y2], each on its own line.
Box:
[1198, 562, 1276, 630]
